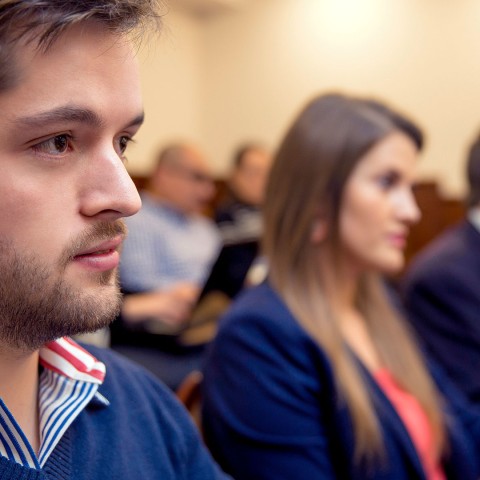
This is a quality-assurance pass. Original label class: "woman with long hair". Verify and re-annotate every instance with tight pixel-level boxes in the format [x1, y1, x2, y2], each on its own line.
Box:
[201, 93, 480, 479]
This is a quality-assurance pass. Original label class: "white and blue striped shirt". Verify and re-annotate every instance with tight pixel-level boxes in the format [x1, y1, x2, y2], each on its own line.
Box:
[0, 337, 107, 470]
[119, 193, 221, 293]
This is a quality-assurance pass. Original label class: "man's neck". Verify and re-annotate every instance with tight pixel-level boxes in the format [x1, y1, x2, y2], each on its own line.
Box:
[0, 345, 40, 453]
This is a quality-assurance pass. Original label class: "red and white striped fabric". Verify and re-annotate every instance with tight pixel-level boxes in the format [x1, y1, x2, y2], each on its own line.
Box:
[40, 336, 106, 384]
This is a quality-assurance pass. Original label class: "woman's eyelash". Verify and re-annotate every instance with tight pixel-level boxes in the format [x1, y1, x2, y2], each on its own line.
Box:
[377, 172, 399, 188]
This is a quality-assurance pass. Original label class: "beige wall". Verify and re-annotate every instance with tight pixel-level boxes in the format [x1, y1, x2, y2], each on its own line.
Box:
[129, 10, 204, 174]
[129, 0, 480, 197]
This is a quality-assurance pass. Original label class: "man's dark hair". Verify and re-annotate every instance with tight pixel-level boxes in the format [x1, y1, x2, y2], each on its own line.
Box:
[233, 143, 266, 168]
[0, 0, 162, 91]
[467, 134, 480, 208]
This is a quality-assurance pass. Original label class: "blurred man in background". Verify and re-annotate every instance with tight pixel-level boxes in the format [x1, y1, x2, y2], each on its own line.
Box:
[216, 143, 272, 246]
[402, 132, 480, 405]
[210, 144, 272, 299]
[111, 143, 221, 388]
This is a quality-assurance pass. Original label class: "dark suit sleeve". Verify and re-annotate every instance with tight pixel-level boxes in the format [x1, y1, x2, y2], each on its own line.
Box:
[428, 361, 480, 477]
[201, 305, 338, 480]
[403, 262, 480, 404]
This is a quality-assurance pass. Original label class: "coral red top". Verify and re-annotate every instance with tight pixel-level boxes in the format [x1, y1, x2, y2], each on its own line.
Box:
[374, 368, 445, 480]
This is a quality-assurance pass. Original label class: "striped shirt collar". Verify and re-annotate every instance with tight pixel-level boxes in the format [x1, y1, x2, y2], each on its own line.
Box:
[0, 337, 108, 470]
[40, 337, 106, 384]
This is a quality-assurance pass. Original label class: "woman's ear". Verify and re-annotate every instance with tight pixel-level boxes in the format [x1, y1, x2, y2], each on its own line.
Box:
[310, 217, 328, 244]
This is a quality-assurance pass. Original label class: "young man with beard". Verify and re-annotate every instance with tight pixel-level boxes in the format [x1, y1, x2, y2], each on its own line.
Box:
[0, 1, 228, 479]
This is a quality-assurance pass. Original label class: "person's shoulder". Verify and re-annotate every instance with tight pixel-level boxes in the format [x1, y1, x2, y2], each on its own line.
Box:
[203, 283, 336, 410]
[79, 344, 231, 479]
[223, 282, 291, 321]
[191, 213, 221, 242]
[82, 343, 162, 382]
[216, 282, 317, 351]
[81, 344, 183, 416]
[193, 212, 218, 229]
[84, 345, 209, 446]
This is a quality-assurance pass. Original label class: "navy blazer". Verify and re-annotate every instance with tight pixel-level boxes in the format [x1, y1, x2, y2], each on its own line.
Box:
[402, 220, 480, 405]
[202, 282, 480, 480]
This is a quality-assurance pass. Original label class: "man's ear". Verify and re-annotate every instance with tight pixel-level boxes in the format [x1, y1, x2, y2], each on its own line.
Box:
[310, 217, 328, 244]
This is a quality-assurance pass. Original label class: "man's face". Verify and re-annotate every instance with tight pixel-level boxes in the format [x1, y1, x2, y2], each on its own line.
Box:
[0, 22, 143, 350]
[157, 148, 216, 215]
[231, 149, 272, 206]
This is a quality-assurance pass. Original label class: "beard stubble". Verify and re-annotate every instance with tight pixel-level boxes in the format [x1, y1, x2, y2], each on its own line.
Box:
[0, 220, 127, 351]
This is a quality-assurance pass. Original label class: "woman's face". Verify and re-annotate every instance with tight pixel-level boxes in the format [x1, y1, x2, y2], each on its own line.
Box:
[338, 131, 420, 275]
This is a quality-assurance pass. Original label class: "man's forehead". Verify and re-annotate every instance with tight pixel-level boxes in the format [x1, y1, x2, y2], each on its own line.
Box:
[0, 20, 143, 129]
[184, 150, 211, 172]
[4, 20, 131, 80]
[19, 22, 135, 72]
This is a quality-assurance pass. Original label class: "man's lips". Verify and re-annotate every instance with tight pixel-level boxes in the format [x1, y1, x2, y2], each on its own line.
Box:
[74, 236, 123, 257]
[72, 236, 123, 272]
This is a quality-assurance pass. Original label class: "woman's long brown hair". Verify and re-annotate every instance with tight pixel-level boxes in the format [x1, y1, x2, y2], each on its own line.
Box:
[263, 93, 446, 465]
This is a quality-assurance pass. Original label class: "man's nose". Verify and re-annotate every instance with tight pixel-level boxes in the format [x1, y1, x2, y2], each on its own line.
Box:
[78, 146, 142, 220]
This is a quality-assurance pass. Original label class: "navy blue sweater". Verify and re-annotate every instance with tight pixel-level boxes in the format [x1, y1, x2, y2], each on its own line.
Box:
[0, 345, 229, 479]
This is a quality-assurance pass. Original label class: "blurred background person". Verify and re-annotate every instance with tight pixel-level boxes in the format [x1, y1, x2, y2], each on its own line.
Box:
[215, 143, 272, 245]
[402, 132, 480, 405]
[201, 144, 273, 301]
[201, 93, 480, 479]
[110, 143, 220, 389]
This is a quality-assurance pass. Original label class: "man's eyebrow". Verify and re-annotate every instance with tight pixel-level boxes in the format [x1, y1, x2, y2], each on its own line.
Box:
[15, 106, 104, 128]
[14, 106, 145, 130]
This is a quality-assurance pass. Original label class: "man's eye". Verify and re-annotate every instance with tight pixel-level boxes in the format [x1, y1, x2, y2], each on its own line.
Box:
[32, 134, 71, 156]
[119, 136, 132, 154]
[117, 135, 134, 163]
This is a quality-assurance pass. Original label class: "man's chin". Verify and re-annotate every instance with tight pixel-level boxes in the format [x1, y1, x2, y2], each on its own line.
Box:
[0, 236, 124, 351]
[0, 286, 121, 352]
[67, 267, 119, 289]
